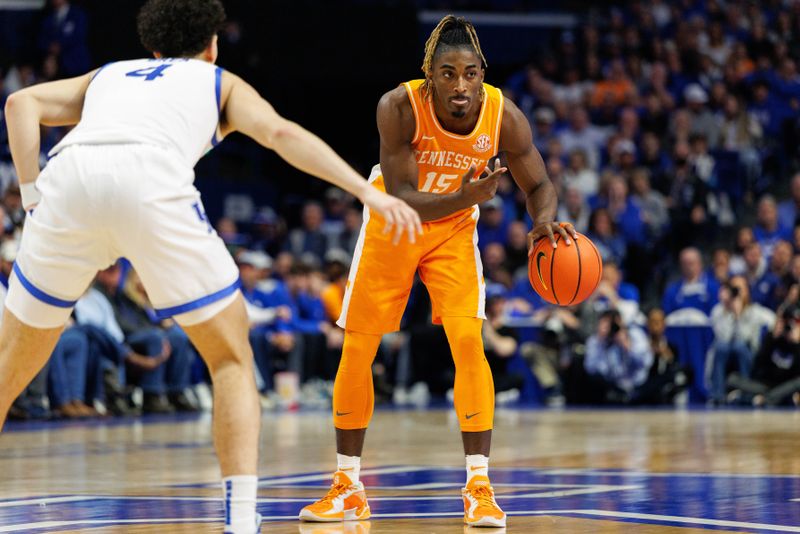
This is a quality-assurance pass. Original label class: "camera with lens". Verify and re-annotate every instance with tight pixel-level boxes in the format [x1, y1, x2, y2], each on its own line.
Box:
[601, 309, 623, 341]
[724, 282, 740, 299]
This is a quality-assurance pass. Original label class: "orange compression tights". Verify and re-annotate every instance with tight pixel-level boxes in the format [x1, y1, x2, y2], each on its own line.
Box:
[332, 330, 382, 430]
[442, 316, 495, 432]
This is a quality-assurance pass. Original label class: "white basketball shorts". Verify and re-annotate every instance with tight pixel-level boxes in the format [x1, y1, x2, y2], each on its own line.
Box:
[6, 144, 240, 328]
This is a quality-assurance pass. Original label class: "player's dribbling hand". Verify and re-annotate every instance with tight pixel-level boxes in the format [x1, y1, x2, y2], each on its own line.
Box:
[459, 159, 507, 205]
[362, 187, 424, 245]
[527, 221, 578, 255]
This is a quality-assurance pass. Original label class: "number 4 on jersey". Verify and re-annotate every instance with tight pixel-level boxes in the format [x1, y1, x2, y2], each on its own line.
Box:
[126, 64, 172, 81]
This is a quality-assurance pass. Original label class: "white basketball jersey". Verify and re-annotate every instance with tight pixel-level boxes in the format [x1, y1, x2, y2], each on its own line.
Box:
[50, 58, 221, 168]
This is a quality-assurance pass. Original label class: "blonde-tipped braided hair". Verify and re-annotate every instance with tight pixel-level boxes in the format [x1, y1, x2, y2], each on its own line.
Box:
[421, 15, 487, 101]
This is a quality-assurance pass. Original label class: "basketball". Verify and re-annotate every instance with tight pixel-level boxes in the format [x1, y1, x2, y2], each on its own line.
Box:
[528, 232, 603, 306]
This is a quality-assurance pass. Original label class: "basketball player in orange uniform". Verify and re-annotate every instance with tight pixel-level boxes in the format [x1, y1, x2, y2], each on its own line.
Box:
[300, 15, 576, 527]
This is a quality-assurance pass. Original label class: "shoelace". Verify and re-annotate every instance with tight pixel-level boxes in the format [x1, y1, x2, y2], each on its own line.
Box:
[318, 482, 349, 504]
[469, 485, 497, 509]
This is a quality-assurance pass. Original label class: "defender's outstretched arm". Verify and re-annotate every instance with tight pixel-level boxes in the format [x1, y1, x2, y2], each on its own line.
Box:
[221, 72, 422, 243]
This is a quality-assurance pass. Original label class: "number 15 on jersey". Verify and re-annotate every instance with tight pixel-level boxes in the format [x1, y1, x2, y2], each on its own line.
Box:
[420, 172, 459, 193]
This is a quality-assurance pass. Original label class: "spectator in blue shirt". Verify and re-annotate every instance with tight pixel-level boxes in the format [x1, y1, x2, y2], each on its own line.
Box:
[662, 247, 720, 316]
[586, 207, 627, 266]
[754, 195, 793, 259]
[238, 250, 295, 392]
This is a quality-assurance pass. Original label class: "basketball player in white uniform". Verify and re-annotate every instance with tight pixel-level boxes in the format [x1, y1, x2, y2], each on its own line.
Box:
[0, 1, 421, 532]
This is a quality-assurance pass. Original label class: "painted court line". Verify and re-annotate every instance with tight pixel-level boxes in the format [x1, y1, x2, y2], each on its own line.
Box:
[2, 509, 798, 532]
[538, 468, 800, 479]
[564, 510, 800, 532]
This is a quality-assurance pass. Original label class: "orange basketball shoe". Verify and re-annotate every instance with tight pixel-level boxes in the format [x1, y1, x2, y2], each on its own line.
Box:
[462, 475, 506, 527]
[299, 471, 371, 522]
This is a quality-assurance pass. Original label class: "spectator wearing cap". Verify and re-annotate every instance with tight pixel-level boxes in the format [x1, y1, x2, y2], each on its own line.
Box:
[563, 148, 599, 197]
[477, 196, 508, 247]
[238, 250, 295, 393]
[662, 247, 720, 316]
[285, 201, 329, 263]
[558, 106, 610, 171]
[754, 195, 793, 260]
[683, 83, 720, 149]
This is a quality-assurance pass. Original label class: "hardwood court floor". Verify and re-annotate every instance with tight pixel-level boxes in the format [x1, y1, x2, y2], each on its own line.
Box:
[1, 408, 799, 532]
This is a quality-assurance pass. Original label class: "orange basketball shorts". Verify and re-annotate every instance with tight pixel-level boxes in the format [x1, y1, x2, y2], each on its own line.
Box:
[337, 171, 487, 335]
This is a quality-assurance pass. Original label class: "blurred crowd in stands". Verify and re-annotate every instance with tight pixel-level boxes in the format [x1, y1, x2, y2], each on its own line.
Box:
[2, 0, 800, 421]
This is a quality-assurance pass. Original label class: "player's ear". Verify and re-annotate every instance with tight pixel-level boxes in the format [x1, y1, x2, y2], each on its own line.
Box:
[153, 51, 162, 59]
[204, 35, 219, 64]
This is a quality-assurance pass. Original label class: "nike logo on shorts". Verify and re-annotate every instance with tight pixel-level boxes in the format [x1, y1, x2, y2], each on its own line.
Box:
[465, 412, 481, 420]
[336, 411, 353, 417]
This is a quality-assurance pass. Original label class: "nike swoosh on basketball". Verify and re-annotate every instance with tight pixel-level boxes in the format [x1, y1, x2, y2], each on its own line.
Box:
[535, 251, 548, 290]
[336, 411, 352, 416]
[465, 412, 481, 419]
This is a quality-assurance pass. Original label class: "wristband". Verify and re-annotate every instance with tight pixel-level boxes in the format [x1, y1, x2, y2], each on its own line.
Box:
[20, 182, 41, 210]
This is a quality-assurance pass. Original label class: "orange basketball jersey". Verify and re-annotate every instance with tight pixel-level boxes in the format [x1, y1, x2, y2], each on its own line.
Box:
[371, 79, 504, 206]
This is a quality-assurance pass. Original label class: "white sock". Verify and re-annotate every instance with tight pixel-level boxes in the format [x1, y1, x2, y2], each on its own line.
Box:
[466, 454, 489, 484]
[337, 453, 361, 484]
[222, 475, 258, 533]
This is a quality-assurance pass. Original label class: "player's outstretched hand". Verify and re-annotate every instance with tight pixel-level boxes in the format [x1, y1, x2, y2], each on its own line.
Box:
[459, 159, 507, 205]
[527, 221, 578, 255]
[361, 187, 423, 245]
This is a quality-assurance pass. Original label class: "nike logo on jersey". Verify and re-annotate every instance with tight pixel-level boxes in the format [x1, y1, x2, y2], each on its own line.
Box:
[421, 135, 436, 140]
[465, 412, 481, 420]
[336, 411, 353, 417]
[535, 251, 548, 290]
